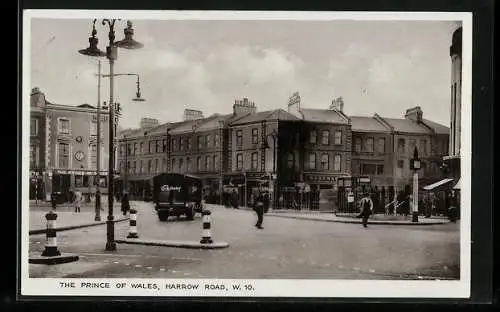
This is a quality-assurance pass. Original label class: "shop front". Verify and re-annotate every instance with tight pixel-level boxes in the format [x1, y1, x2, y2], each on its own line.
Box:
[47, 169, 110, 203]
[222, 171, 269, 208]
[29, 171, 45, 200]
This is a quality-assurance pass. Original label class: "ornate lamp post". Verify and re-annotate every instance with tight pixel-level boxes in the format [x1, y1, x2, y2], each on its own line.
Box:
[78, 19, 144, 251]
[410, 147, 421, 223]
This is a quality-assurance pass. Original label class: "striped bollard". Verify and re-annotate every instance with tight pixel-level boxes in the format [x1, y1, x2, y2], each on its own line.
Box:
[29, 210, 79, 265]
[126, 209, 139, 238]
[41, 211, 61, 257]
[200, 210, 213, 244]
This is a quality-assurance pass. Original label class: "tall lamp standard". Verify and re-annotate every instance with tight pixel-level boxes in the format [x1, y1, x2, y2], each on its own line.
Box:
[100, 73, 145, 196]
[218, 120, 225, 205]
[266, 129, 279, 205]
[410, 147, 421, 223]
[79, 19, 143, 251]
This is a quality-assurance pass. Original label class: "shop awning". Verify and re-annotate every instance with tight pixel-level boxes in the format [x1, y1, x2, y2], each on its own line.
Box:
[423, 178, 454, 191]
[453, 178, 461, 190]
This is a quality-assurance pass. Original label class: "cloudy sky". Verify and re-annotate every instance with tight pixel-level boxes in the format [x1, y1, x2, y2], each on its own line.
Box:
[29, 17, 460, 129]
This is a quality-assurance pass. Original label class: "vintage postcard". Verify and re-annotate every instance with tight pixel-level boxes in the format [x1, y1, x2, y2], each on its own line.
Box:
[21, 10, 472, 298]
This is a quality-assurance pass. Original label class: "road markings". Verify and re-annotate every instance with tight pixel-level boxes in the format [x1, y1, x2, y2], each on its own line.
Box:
[135, 264, 142, 268]
[147, 267, 153, 270]
[159, 268, 165, 271]
[113, 261, 119, 264]
[369, 269, 376, 273]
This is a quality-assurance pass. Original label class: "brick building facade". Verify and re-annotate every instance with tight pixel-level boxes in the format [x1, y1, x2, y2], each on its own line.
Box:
[29, 87, 111, 201]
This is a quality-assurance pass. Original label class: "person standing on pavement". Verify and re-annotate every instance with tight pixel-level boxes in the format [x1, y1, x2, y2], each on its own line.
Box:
[254, 190, 265, 229]
[121, 192, 130, 216]
[358, 192, 373, 228]
[73, 190, 82, 213]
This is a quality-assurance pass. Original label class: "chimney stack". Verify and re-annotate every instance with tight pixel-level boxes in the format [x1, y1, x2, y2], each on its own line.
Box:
[404, 106, 423, 123]
[183, 109, 204, 121]
[287, 91, 302, 118]
[140, 117, 159, 129]
[329, 96, 344, 112]
[30, 87, 46, 108]
[233, 97, 257, 115]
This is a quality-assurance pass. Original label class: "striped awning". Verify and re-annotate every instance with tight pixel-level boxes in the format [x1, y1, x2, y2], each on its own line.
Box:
[423, 178, 454, 191]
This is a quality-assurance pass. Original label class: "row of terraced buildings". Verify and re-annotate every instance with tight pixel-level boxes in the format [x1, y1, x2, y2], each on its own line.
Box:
[117, 93, 449, 211]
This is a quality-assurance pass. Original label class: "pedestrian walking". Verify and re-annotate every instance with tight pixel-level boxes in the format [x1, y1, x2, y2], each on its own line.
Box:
[357, 192, 373, 228]
[73, 190, 82, 213]
[50, 192, 57, 211]
[253, 190, 265, 229]
[121, 192, 130, 216]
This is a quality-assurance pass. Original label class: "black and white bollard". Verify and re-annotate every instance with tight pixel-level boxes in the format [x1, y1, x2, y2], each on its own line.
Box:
[29, 210, 79, 265]
[126, 209, 139, 238]
[42, 211, 60, 257]
[200, 210, 213, 244]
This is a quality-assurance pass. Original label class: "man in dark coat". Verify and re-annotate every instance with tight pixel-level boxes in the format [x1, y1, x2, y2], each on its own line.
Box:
[254, 190, 265, 229]
[121, 192, 130, 216]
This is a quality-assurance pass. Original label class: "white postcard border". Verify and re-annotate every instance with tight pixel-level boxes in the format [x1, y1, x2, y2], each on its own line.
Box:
[21, 10, 473, 298]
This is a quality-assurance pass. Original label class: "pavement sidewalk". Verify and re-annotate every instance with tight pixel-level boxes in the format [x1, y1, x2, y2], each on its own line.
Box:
[28, 201, 140, 235]
[205, 204, 449, 225]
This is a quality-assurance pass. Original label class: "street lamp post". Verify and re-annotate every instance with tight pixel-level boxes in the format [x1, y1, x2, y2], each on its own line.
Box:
[94, 59, 102, 221]
[218, 120, 225, 205]
[410, 147, 421, 223]
[79, 19, 143, 251]
[266, 128, 279, 208]
[99, 73, 144, 197]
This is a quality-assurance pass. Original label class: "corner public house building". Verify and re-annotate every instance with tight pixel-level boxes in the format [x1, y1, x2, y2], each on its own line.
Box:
[29, 87, 111, 201]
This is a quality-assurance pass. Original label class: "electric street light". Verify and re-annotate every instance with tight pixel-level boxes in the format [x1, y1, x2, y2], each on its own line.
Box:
[99, 73, 145, 196]
[264, 128, 279, 208]
[410, 146, 421, 223]
[78, 18, 143, 251]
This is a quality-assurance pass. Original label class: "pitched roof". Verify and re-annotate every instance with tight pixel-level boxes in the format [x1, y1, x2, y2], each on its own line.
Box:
[195, 114, 233, 132]
[301, 108, 349, 124]
[230, 109, 300, 125]
[422, 119, 449, 134]
[169, 119, 203, 135]
[382, 118, 432, 134]
[350, 116, 390, 132]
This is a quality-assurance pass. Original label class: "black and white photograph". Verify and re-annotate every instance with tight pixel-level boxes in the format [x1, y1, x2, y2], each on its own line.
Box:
[21, 10, 472, 298]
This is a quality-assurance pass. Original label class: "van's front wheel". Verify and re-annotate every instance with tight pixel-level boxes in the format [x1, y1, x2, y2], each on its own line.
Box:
[158, 211, 168, 222]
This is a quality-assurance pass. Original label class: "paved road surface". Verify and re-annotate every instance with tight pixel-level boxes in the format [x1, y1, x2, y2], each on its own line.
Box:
[29, 202, 460, 280]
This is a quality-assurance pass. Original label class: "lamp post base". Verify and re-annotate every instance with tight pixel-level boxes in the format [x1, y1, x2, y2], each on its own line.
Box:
[105, 241, 117, 251]
[412, 211, 419, 223]
[105, 218, 116, 251]
[94, 192, 102, 221]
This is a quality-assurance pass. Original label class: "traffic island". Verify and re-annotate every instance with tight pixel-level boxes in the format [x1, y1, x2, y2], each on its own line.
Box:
[29, 254, 79, 265]
[115, 238, 229, 249]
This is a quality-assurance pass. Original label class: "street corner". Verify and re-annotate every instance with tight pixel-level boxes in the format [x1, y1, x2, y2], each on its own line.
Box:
[115, 238, 230, 250]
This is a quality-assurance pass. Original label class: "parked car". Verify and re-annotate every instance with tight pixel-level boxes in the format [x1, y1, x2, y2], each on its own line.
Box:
[152, 173, 203, 221]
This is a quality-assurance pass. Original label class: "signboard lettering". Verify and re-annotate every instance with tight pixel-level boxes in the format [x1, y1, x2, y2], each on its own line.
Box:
[160, 185, 181, 192]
